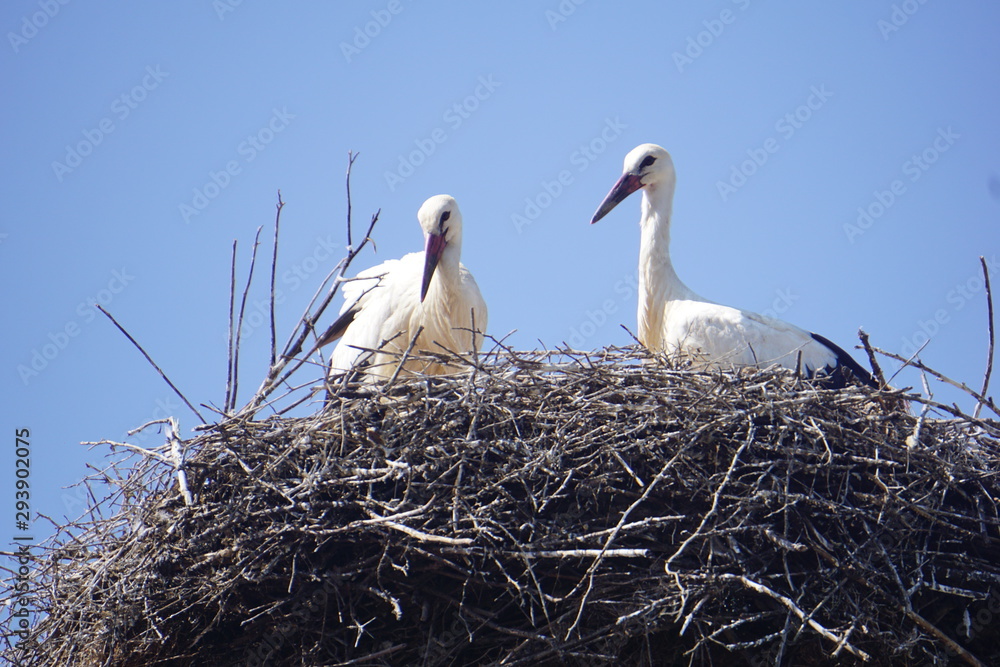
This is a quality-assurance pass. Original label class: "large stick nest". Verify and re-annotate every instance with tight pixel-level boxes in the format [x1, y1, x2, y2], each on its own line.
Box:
[6, 346, 1000, 666]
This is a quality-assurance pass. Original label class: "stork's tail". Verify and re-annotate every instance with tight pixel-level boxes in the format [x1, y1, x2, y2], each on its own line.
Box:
[810, 332, 880, 389]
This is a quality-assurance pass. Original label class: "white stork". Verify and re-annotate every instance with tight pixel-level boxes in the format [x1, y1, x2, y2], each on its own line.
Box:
[591, 143, 876, 388]
[317, 194, 487, 381]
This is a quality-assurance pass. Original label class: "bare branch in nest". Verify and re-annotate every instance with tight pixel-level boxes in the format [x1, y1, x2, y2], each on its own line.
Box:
[96, 304, 206, 424]
[874, 345, 1000, 418]
[384, 325, 426, 389]
[228, 225, 264, 414]
[858, 328, 886, 388]
[345, 151, 359, 250]
[225, 239, 238, 418]
[242, 153, 381, 416]
[270, 191, 285, 368]
[975, 255, 995, 419]
[719, 573, 871, 661]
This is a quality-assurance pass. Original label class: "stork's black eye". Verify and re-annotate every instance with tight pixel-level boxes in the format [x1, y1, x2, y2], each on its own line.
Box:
[440, 210, 451, 223]
[640, 155, 656, 168]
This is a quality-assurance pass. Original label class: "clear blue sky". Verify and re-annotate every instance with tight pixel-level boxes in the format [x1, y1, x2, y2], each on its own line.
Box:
[2, 2, 998, 541]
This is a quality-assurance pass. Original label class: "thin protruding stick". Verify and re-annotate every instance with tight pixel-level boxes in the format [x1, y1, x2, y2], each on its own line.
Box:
[873, 346, 999, 418]
[279, 210, 379, 365]
[858, 329, 886, 388]
[974, 256, 994, 419]
[242, 152, 380, 414]
[224, 240, 238, 415]
[384, 326, 425, 389]
[245, 211, 381, 415]
[165, 416, 193, 506]
[96, 305, 207, 424]
[270, 191, 285, 369]
[229, 226, 264, 413]
[346, 151, 359, 249]
[905, 608, 987, 667]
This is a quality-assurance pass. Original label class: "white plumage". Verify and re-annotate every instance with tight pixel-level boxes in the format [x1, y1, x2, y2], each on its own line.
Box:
[592, 143, 876, 388]
[318, 194, 487, 381]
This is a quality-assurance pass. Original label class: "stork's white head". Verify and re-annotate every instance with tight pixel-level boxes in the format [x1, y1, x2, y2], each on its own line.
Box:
[591, 143, 675, 224]
[417, 194, 462, 302]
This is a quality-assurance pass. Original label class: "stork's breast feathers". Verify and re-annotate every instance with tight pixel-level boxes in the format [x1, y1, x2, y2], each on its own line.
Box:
[338, 257, 410, 315]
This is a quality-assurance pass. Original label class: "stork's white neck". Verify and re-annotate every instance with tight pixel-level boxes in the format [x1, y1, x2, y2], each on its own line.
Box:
[440, 238, 463, 274]
[424, 239, 463, 303]
[639, 183, 697, 299]
[637, 182, 699, 348]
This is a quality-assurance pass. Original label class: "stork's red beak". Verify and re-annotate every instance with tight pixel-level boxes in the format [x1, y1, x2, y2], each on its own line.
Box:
[591, 172, 643, 224]
[420, 232, 447, 302]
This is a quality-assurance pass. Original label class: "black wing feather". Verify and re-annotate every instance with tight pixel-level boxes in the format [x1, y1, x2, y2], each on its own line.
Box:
[810, 332, 879, 389]
[316, 307, 358, 349]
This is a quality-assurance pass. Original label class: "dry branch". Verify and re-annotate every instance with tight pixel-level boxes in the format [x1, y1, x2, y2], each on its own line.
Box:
[975, 255, 995, 419]
[95, 304, 206, 424]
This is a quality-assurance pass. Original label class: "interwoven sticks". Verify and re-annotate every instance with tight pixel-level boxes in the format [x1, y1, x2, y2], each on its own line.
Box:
[5, 347, 999, 666]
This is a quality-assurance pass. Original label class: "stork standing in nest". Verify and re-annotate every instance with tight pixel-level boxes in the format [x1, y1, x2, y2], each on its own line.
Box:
[591, 143, 876, 388]
[318, 194, 487, 382]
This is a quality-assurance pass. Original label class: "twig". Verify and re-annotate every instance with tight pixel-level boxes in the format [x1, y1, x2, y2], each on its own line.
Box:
[906, 371, 933, 448]
[905, 608, 986, 667]
[520, 549, 649, 558]
[383, 326, 426, 390]
[858, 329, 886, 388]
[874, 346, 1000, 418]
[224, 240, 237, 419]
[975, 256, 994, 419]
[165, 416, 193, 506]
[270, 191, 285, 368]
[885, 338, 929, 387]
[720, 574, 871, 661]
[345, 151, 358, 249]
[229, 226, 264, 413]
[80, 439, 172, 465]
[96, 305, 206, 423]
[363, 508, 473, 545]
